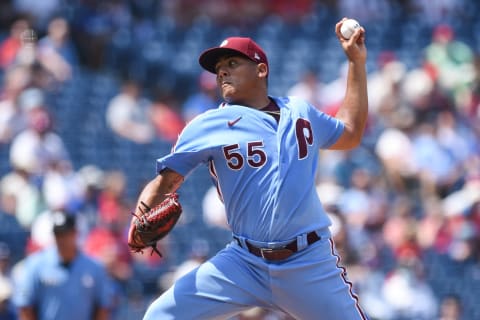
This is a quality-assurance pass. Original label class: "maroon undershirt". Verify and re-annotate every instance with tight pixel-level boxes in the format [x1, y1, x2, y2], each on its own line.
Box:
[260, 98, 280, 123]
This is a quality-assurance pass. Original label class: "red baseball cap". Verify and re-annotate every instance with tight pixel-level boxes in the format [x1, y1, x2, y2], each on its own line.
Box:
[199, 37, 268, 74]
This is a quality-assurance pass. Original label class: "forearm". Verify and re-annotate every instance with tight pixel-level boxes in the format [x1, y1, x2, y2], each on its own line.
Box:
[134, 169, 184, 212]
[335, 61, 368, 147]
[329, 18, 368, 150]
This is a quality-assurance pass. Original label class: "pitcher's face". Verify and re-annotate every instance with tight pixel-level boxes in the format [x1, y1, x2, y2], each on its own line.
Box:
[215, 56, 264, 104]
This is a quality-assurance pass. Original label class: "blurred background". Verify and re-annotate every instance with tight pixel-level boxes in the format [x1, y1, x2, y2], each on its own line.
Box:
[0, 0, 479, 319]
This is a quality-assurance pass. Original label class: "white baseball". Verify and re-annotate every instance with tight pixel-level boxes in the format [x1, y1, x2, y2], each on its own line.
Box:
[340, 19, 361, 40]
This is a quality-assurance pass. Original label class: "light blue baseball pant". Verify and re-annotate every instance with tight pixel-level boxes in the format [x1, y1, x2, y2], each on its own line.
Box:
[143, 231, 368, 320]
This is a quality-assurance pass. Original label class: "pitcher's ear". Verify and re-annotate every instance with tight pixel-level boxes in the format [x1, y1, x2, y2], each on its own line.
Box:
[257, 63, 268, 78]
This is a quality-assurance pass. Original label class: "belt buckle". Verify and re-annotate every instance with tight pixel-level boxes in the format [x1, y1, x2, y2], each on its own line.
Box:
[260, 247, 274, 259]
[259, 247, 293, 261]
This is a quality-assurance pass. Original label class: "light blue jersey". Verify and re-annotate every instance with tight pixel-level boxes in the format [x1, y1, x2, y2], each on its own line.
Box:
[157, 96, 344, 241]
[13, 247, 114, 320]
[149, 97, 368, 320]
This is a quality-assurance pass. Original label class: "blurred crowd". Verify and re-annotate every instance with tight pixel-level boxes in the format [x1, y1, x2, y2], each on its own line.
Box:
[0, 0, 479, 319]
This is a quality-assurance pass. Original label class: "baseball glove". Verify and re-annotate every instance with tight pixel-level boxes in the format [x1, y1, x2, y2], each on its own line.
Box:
[128, 193, 182, 256]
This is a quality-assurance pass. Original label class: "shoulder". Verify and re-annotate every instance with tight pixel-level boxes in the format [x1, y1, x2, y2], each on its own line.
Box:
[275, 95, 340, 124]
[190, 102, 239, 119]
[30, 248, 52, 261]
[272, 96, 315, 117]
[273, 96, 310, 109]
[181, 104, 243, 131]
[22, 249, 52, 270]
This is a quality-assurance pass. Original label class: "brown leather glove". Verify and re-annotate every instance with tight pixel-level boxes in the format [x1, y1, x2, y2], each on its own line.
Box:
[128, 193, 182, 256]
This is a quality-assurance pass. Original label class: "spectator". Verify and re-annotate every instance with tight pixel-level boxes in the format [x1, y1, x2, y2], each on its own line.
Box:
[401, 65, 454, 125]
[9, 97, 71, 175]
[41, 162, 84, 213]
[0, 161, 44, 230]
[381, 255, 438, 319]
[411, 122, 459, 198]
[367, 51, 407, 123]
[436, 110, 475, 161]
[106, 79, 154, 144]
[375, 127, 418, 193]
[0, 66, 31, 143]
[0, 92, 61, 229]
[423, 24, 475, 108]
[36, 16, 78, 83]
[97, 170, 129, 226]
[13, 210, 115, 320]
[149, 88, 185, 143]
[70, 0, 128, 70]
[0, 17, 30, 69]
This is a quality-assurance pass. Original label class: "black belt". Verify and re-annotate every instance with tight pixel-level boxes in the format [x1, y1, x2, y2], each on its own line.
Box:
[233, 231, 320, 261]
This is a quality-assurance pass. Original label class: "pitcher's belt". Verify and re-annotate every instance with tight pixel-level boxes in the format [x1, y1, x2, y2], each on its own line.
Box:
[233, 231, 321, 261]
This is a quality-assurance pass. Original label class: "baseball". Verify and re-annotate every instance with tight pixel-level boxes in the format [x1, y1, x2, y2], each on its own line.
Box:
[340, 19, 361, 40]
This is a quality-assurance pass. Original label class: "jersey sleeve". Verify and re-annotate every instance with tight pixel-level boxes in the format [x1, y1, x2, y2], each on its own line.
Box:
[281, 96, 344, 149]
[156, 114, 216, 176]
[314, 110, 345, 149]
[307, 101, 345, 149]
